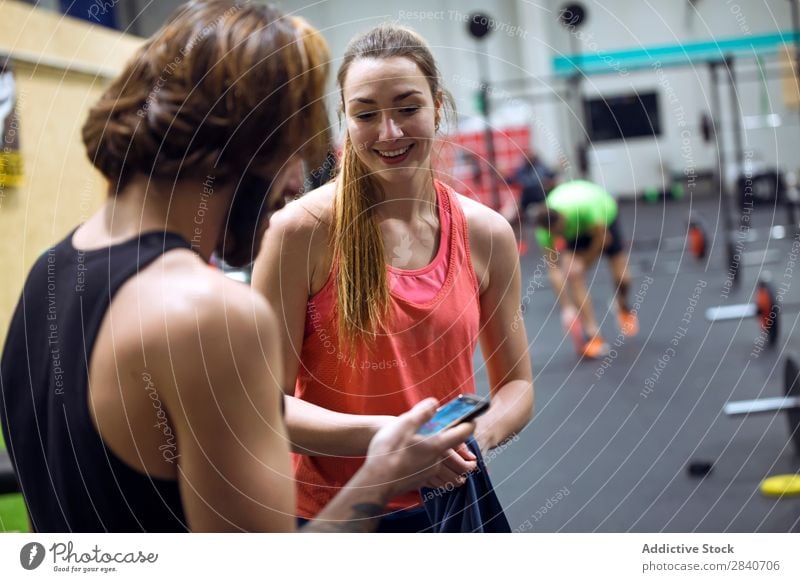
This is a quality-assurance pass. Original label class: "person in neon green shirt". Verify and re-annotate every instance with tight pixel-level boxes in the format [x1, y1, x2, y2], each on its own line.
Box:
[534, 180, 638, 358]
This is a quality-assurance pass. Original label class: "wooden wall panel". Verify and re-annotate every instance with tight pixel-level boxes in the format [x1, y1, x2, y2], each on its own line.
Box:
[781, 45, 799, 111]
[0, 1, 142, 349]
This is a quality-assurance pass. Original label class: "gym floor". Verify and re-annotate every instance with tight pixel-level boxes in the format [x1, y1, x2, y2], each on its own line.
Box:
[479, 193, 800, 532]
[3, 193, 799, 534]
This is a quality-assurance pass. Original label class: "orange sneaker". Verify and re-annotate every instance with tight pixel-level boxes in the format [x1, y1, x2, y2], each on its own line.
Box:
[582, 336, 610, 359]
[617, 309, 640, 337]
[561, 308, 585, 354]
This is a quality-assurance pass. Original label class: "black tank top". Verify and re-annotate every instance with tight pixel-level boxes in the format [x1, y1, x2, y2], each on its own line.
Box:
[1, 229, 191, 532]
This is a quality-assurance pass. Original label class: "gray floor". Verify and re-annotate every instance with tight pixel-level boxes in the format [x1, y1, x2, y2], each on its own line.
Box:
[474, 193, 800, 532]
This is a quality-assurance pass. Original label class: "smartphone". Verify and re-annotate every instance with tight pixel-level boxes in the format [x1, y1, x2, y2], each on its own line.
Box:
[417, 394, 490, 435]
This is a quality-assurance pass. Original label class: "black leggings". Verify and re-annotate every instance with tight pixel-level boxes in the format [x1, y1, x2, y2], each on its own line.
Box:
[569, 216, 625, 257]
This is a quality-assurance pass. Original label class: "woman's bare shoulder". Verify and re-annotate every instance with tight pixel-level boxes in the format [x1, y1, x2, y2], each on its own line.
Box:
[454, 192, 515, 244]
[273, 181, 335, 234]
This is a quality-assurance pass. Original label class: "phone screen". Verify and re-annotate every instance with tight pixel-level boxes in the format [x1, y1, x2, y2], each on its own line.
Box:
[418, 397, 482, 435]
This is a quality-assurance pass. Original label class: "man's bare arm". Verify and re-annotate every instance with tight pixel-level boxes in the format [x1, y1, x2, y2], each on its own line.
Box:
[155, 280, 296, 532]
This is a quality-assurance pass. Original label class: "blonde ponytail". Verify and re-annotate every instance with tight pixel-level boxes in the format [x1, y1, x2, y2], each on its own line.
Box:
[332, 134, 389, 348]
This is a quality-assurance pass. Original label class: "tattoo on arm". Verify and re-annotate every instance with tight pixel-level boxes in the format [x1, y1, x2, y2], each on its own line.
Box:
[494, 433, 517, 449]
[301, 503, 386, 533]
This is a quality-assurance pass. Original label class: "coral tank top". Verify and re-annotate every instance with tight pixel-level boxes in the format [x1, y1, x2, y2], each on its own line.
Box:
[293, 180, 482, 518]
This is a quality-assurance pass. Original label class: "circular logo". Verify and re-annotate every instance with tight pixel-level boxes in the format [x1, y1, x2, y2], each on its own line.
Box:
[20, 542, 46, 570]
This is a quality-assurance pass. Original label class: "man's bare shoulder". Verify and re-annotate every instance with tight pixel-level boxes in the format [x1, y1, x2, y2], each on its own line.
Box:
[115, 250, 279, 365]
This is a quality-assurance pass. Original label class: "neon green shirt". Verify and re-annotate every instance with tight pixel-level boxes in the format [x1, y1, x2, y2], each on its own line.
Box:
[535, 180, 618, 249]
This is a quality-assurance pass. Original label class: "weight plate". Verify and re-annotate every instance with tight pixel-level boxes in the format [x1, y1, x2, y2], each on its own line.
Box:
[783, 354, 800, 456]
[688, 221, 706, 260]
[727, 238, 740, 288]
[755, 280, 778, 343]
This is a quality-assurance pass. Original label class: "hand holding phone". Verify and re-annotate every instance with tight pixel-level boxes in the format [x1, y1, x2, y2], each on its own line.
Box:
[417, 394, 490, 435]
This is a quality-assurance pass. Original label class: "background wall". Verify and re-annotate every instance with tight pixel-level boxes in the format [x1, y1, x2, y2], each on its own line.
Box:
[53, 0, 799, 198]
[3, 1, 798, 322]
[540, 0, 799, 196]
[0, 1, 142, 350]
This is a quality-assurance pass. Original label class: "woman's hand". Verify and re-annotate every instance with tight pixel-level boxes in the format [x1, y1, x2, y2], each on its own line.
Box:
[421, 442, 478, 491]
